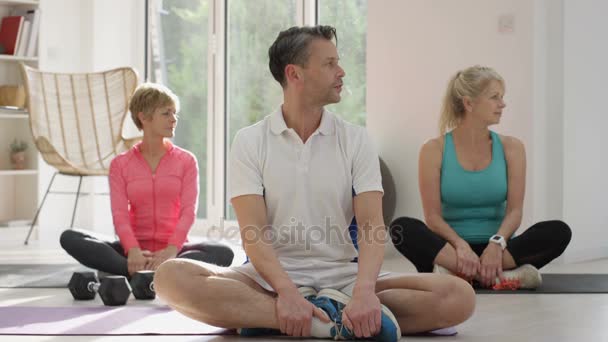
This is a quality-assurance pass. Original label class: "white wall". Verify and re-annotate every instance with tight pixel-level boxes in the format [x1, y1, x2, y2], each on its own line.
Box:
[367, 0, 536, 227]
[40, 0, 144, 72]
[35, 0, 144, 243]
[534, 0, 564, 222]
[91, 0, 145, 73]
[39, 0, 92, 73]
[562, 0, 608, 262]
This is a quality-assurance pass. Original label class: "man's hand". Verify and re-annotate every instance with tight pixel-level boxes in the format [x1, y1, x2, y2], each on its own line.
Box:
[479, 243, 504, 287]
[342, 290, 382, 338]
[275, 288, 330, 337]
[127, 248, 151, 276]
[146, 245, 178, 270]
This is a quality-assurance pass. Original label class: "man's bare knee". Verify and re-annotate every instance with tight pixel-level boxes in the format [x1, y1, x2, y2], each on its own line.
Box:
[154, 259, 213, 302]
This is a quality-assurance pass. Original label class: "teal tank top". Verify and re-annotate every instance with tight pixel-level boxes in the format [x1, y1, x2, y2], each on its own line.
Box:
[440, 131, 507, 243]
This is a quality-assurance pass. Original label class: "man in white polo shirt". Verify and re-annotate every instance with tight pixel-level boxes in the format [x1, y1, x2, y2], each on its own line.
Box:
[155, 25, 475, 340]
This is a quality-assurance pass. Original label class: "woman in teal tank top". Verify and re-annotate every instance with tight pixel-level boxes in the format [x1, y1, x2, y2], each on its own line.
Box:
[390, 66, 571, 290]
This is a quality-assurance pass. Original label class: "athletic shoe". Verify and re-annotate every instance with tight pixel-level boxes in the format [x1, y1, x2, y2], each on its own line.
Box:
[314, 288, 401, 342]
[493, 264, 542, 290]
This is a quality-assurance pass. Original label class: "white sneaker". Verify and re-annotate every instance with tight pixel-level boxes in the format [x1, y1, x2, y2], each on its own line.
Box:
[497, 264, 542, 289]
[298, 286, 318, 299]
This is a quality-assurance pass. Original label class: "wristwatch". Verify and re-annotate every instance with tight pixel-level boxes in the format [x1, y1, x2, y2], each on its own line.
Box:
[489, 234, 507, 250]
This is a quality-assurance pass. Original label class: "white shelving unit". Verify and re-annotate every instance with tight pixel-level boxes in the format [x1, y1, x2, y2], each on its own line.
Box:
[1, 0, 39, 5]
[0, 0, 40, 225]
[0, 111, 28, 119]
[0, 54, 37, 62]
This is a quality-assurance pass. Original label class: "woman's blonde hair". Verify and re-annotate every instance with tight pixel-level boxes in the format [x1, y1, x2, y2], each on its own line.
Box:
[129, 83, 180, 130]
[438, 65, 504, 134]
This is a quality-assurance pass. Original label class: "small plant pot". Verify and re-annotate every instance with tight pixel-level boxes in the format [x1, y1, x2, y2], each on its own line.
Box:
[10, 151, 26, 170]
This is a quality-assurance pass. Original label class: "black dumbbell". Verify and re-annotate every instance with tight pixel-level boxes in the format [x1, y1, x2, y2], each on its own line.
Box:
[130, 270, 155, 300]
[68, 271, 132, 306]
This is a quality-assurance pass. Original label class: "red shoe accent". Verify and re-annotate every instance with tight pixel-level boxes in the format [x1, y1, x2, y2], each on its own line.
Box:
[492, 279, 521, 290]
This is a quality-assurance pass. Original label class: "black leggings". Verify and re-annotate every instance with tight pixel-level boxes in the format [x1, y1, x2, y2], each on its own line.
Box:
[60, 228, 235, 277]
[390, 217, 572, 273]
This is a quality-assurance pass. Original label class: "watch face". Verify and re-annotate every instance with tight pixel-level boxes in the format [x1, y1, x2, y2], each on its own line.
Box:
[492, 236, 501, 241]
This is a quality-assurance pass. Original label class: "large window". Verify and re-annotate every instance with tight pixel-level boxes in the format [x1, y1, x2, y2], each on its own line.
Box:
[318, 0, 367, 126]
[149, 0, 210, 218]
[227, 0, 297, 144]
[148, 0, 367, 226]
[225, 0, 298, 220]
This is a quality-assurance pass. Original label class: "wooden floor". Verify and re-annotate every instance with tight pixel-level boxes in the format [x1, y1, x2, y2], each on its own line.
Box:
[1, 225, 607, 342]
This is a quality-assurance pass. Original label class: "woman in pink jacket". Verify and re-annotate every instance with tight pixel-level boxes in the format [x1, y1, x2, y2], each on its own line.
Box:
[60, 83, 233, 277]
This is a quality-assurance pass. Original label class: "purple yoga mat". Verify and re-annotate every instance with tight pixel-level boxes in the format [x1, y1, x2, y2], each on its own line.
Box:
[0, 306, 233, 335]
[0, 305, 458, 336]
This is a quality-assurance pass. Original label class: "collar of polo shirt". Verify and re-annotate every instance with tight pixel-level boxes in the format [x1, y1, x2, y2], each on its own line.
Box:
[270, 108, 336, 136]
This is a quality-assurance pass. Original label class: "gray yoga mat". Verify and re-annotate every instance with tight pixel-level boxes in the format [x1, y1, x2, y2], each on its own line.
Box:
[0, 264, 96, 288]
[475, 274, 608, 294]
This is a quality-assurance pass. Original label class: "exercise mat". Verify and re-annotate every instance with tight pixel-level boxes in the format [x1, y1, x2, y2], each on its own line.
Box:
[475, 274, 608, 294]
[0, 306, 231, 335]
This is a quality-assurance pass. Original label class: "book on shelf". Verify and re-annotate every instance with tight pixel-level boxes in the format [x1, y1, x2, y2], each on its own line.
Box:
[25, 9, 40, 57]
[0, 16, 24, 55]
[14, 19, 29, 56]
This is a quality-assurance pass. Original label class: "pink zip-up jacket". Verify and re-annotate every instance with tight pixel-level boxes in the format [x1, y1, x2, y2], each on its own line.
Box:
[109, 141, 199, 254]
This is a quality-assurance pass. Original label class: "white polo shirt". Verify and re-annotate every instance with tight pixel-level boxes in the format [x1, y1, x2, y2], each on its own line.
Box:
[229, 107, 383, 291]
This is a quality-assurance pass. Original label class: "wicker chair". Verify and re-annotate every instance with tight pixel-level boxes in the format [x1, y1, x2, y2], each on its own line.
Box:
[20, 64, 140, 244]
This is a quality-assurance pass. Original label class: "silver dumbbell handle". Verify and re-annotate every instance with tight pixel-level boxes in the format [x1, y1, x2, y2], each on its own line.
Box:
[87, 281, 100, 293]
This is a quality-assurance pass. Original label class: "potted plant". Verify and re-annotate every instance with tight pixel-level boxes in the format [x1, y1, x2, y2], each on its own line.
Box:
[9, 138, 28, 170]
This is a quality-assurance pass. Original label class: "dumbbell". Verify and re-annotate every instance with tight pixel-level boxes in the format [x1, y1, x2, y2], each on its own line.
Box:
[68, 271, 132, 306]
[130, 270, 155, 300]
